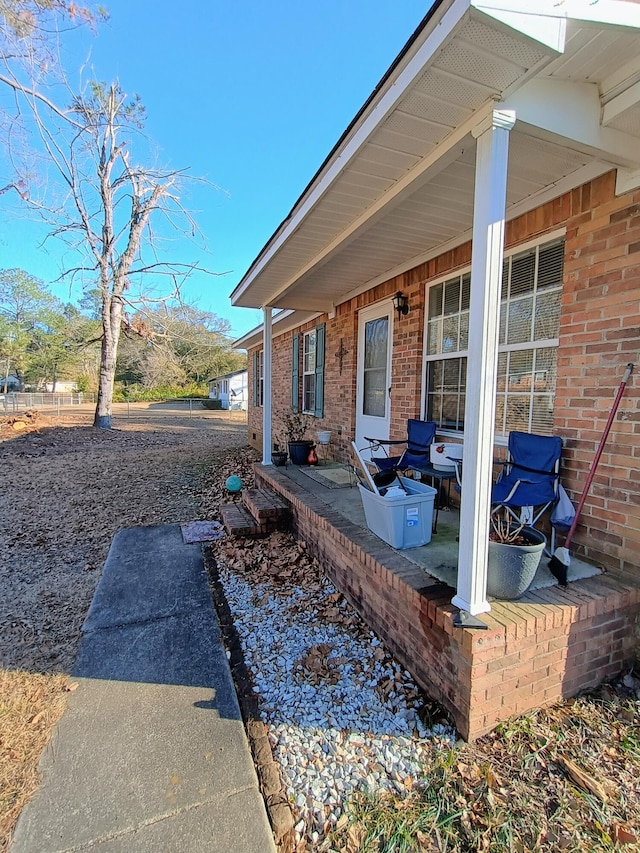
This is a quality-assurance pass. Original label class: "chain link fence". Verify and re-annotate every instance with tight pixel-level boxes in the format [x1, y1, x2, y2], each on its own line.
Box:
[0, 394, 247, 425]
[0, 392, 95, 414]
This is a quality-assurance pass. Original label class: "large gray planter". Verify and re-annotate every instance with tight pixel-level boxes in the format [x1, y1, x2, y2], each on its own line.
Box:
[487, 526, 546, 600]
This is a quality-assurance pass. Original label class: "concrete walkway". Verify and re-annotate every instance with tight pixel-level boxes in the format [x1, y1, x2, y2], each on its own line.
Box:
[11, 524, 275, 853]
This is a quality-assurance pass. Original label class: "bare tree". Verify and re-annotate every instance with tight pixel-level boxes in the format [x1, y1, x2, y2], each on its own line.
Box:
[2, 21, 218, 426]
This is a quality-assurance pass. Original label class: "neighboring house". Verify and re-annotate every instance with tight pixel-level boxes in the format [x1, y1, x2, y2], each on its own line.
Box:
[44, 381, 76, 393]
[231, 0, 640, 737]
[207, 370, 248, 410]
[0, 375, 20, 392]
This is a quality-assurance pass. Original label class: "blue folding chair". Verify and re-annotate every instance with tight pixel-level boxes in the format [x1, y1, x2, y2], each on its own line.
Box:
[363, 419, 457, 532]
[491, 431, 562, 548]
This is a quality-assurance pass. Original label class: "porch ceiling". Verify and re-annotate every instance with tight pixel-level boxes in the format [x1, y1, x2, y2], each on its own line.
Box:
[231, 0, 640, 315]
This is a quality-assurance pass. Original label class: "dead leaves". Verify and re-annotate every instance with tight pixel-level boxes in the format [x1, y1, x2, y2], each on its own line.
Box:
[556, 756, 608, 802]
[294, 643, 345, 687]
[0, 670, 69, 842]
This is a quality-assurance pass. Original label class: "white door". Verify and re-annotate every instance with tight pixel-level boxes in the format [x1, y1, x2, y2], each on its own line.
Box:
[355, 302, 393, 458]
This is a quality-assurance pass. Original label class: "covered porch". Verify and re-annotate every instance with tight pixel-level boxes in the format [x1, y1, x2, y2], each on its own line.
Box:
[252, 461, 640, 740]
[233, 0, 640, 618]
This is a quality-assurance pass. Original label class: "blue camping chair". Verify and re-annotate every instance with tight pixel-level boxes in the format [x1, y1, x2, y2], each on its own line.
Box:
[363, 419, 457, 532]
[491, 431, 562, 548]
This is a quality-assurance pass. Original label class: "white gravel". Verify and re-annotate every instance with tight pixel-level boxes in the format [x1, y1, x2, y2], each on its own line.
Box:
[218, 565, 456, 846]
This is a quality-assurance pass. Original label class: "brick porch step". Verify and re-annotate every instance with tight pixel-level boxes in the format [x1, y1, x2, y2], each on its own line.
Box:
[243, 488, 290, 522]
[220, 503, 262, 537]
[220, 489, 290, 538]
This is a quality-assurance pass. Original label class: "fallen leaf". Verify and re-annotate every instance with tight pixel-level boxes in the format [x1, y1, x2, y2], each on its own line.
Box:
[64, 681, 79, 692]
[556, 756, 607, 802]
[614, 824, 637, 844]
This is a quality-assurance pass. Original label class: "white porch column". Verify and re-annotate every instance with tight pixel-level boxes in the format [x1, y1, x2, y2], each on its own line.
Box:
[262, 306, 273, 465]
[452, 109, 515, 616]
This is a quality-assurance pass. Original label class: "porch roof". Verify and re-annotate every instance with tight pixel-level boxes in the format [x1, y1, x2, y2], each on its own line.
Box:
[231, 0, 640, 316]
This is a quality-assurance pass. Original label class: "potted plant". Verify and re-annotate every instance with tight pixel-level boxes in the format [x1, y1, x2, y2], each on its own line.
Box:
[284, 410, 315, 465]
[272, 438, 288, 467]
[487, 511, 546, 599]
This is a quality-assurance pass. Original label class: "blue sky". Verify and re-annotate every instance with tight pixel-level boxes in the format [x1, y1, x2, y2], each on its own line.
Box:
[0, 2, 431, 338]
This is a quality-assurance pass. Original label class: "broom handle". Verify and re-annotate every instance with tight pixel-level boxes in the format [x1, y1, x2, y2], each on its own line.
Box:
[564, 362, 634, 548]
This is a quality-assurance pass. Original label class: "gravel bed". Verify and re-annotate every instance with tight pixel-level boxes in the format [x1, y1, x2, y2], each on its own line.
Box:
[217, 563, 456, 848]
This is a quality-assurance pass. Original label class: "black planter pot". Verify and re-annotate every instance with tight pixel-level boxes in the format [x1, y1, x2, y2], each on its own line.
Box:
[288, 440, 314, 465]
[272, 451, 287, 467]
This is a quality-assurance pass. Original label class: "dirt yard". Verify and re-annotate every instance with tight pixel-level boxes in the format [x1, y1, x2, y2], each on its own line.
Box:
[1, 407, 638, 853]
[0, 406, 255, 851]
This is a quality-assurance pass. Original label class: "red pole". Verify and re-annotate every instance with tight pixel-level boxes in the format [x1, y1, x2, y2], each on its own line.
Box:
[564, 362, 634, 549]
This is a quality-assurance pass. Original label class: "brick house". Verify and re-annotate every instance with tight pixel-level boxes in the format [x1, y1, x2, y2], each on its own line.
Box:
[231, 0, 640, 738]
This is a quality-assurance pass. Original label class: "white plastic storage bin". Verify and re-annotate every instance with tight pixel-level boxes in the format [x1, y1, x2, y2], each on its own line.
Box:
[358, 476, 437, 549]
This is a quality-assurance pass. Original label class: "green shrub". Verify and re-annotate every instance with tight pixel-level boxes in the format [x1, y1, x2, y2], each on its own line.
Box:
[113, 383, 208, 402]
[201, 399, 223, 410]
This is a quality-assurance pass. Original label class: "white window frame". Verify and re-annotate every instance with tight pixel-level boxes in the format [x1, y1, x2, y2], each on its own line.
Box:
[302, 330, 316, 415]
[421, 231, 565, 442]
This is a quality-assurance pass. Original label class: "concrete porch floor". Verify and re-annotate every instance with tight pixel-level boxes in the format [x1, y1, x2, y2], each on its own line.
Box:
[253, 460, 640, 740]
[274, 461, 599, 596]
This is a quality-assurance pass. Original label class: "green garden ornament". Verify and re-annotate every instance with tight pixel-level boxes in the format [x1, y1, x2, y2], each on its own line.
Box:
[225, 475, 243, 493]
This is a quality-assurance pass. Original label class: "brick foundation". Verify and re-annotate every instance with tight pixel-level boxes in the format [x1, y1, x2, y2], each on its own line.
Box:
[255, 465, 640, 741]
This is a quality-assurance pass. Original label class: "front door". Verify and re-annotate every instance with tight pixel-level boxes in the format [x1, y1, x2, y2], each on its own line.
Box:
[355, 302, 393, 459]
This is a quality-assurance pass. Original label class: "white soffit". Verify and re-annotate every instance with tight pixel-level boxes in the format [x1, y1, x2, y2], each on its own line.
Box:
[231, 0, 561, 311]
[232, 0, 640, 313]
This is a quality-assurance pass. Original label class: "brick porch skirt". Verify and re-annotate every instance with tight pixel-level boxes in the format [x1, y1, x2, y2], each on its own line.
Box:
[254, 465, 640, 741]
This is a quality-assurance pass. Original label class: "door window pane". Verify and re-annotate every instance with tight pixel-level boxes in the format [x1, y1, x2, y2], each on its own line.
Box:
[363, 317, 388, 417]
[364, 318, 388, 368]
[364, 369, 386, 417]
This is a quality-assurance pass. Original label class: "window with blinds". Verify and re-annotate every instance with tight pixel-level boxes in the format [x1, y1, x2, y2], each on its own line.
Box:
[424, 237, 563, 437]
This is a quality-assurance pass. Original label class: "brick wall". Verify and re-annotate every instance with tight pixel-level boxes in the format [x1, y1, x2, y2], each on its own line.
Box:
[256, 464, 640, 740]
[247, 170, 640, 575]
[556, 172, 640, 573]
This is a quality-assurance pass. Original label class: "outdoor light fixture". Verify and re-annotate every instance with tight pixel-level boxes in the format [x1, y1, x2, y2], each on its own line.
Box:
[392, 291, 409, 320]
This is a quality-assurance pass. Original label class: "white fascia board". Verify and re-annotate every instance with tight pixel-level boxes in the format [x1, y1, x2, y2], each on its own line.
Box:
[601, 55, 640, 103]
[504, 78, 640, 168]
[230, 0, 472, 308]
[616, 167, 640, 195]
[473, 0, 640, 30]
[602, 81, 640, 126]
[471, 0, 566, 50]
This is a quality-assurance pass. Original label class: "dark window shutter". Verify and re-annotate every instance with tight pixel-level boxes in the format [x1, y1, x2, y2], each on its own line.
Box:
[291, 334, 299, 413]
[314, 323, 325, 419]
[252, 351, 258, 408]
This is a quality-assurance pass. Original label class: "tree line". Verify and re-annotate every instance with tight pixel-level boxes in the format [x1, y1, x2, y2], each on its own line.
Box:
[0, 267, 246, 397]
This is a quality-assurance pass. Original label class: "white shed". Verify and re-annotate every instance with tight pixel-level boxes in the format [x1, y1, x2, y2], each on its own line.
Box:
[207, 370, 248, 410]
